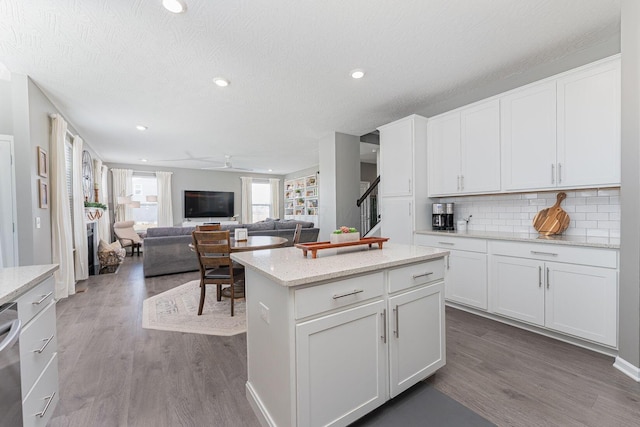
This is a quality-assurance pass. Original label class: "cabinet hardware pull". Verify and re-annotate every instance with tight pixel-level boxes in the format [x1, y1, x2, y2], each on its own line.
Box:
[546, 267, 550, 289]
[381, 310, 387, 343]
[558, 163, 562, 183]
[412, 272, 433, 279]
[538, 266, 542, 287]
[32, 292, 53, 305]
[530, 251, 558, 257]
[408, 178, 412, 192]
[332, 289, 364, 299]
[457, 176, 460, 191]
[438, 241, 454, 246]
[461, 175, 464, 191]
[551, 164, 555, 184]
[36, 391, 56, 418]
[394, 305, 400, 338]
[447, 256, 450, 270]
[33, 334, 54, 354]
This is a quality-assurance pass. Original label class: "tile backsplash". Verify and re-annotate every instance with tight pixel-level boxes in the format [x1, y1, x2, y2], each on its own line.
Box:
[435, 188, 620, 238]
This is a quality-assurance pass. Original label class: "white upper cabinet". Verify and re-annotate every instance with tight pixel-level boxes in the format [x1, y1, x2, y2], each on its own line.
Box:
[428, 99, 500, 196]
[428, 112, 460, 196]
[378, 117, 415, 197]
[556, 58, 621, 188]
[501, 55, 621, 192]
[501, 81, 557, 191]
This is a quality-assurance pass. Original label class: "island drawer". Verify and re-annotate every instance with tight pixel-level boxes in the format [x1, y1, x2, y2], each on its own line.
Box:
[388, 259, 445, 294]
[16, 275, 55, 325]
[294, 272, 384, 319]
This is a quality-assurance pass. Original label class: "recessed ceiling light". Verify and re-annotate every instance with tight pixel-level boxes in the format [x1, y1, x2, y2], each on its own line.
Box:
[162, 0, 187, 14]
[213, 77, 230, 87]
[350, 69, 365, 79]
[140, 158, 148, 162]
[268, 169, 273, 172]
[136, 125, 148, 131]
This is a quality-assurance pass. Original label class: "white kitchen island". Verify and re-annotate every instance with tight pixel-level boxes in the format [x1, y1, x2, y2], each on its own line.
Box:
[231, 243, 449, 427]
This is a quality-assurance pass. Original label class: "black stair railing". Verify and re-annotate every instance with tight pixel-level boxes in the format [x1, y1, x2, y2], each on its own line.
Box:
[357, 176, 380, 236]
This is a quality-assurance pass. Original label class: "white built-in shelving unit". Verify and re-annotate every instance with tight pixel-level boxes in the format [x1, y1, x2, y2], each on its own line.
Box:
[284, 174, 318, 223]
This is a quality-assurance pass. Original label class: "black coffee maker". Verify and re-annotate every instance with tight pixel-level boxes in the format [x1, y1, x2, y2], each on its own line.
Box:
[445, 203, 455, 231]
[432, 204, 445, 230]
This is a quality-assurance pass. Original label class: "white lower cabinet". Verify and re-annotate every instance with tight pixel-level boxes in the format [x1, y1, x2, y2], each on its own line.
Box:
[490, 245, 618, 347]
[388, 283, 445, 398]
[296, 300, 387, 427]
[243, 256, 447, 427]
[414, 234, 488, 310]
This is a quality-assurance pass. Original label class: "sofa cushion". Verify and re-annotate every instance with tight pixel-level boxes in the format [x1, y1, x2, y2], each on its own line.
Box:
[275, 220, 314, 230]
[147, 226, 195, 237]
[246, 221, 276, 231]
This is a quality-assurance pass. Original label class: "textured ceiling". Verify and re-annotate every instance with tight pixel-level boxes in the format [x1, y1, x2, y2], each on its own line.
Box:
[0, 0, 620, 174]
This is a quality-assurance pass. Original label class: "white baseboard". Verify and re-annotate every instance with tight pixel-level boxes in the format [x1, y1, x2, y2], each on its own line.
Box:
[613, 357, 640, 382]
[246, 381, 275, 427]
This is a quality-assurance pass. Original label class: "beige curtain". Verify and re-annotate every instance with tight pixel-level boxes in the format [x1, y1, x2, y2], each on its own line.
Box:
[50, 114, 75, 299]
[241, 176, 252, 224]
[97, 164, 112, 243]
[71, 136, 88, 281]
[156, 171, 173, 226]
[269, 178, 281, 219]
[111, 168, 133, 222]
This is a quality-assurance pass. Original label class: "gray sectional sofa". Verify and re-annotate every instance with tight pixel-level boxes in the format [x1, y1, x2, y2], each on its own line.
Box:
[142, 219, 320, 277]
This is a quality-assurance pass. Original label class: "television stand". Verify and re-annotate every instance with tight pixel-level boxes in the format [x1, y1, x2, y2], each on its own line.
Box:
[182, 220, 239, 227]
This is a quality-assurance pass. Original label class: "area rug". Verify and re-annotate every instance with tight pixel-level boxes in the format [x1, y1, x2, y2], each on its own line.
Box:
[142, 280, 246, 336]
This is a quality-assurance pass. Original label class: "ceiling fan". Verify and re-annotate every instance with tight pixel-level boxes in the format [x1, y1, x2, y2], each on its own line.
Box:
[202, 155, 253, 171]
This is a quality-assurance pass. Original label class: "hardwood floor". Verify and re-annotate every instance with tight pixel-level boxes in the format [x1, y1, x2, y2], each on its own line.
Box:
[50, 256, 640, 427]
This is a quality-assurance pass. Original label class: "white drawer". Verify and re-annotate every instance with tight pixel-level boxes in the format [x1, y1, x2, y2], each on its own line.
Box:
[490, 241, 617, 269]
[294, 273, 384, 319]
[415, 234, 487, 253]
[388, 259, 445, 294]
[16, 275, 55, 325]
[22, 353, 59, 427]
[20, 301, 57, 396]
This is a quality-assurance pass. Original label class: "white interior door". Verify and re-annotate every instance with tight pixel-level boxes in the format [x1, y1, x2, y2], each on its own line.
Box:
[0, 135, 17, 267]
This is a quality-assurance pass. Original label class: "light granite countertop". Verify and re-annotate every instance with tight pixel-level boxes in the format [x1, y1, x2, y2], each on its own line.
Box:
[415, 230, 620, 249]
[0, 264, 59, 305]
[231, 243, 449, 287]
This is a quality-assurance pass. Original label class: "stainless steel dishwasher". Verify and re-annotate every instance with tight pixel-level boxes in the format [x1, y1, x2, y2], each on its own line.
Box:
[0, 302, 23, 427]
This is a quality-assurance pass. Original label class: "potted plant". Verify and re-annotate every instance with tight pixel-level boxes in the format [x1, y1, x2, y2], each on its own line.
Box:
[329, 226, 360, 244]
[84, 201, 107, 221]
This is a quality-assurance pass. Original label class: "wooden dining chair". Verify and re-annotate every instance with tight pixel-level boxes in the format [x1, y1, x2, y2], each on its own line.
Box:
[196, 224, 221, 231]
[191, 230, 244, 316]
[293, 223, 303, 245]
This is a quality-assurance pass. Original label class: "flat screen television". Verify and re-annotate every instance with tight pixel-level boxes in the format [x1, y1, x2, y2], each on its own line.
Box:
[184, 190, 234, 218]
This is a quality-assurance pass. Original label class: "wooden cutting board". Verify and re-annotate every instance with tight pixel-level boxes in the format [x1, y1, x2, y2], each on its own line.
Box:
[533, 192, 570, 236]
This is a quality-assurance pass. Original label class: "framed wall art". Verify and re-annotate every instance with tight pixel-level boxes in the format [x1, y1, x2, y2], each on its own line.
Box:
[39, 179, 48, 209]
[37, 146, 48, 178]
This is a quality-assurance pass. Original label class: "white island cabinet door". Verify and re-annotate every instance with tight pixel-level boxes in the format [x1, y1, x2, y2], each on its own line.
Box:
[545, 262, 617, 347]
[501, 81, 557, 191]
[388, 282, 445, 398]
[490, 255, 545, 326]
[556, 58, 621, 188]
[296, 300, 387, 427]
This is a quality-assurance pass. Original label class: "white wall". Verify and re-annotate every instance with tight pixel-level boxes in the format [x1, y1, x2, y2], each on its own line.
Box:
[0, 80, 12, 134]
[106, 162, 284, 226]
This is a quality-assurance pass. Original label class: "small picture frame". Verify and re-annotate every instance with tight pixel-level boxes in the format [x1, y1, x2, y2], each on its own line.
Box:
[39, 179, 48, 209]
[37, 146, 48, 178]
[234, 228, 248, 242]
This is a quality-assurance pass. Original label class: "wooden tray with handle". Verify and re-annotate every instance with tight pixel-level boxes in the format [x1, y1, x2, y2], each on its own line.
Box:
[533, 192, 570, 236]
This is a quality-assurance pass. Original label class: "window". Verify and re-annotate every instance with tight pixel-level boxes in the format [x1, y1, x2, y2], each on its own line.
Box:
[131, 174, 158, 231]
[251, 181, 271, 222]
